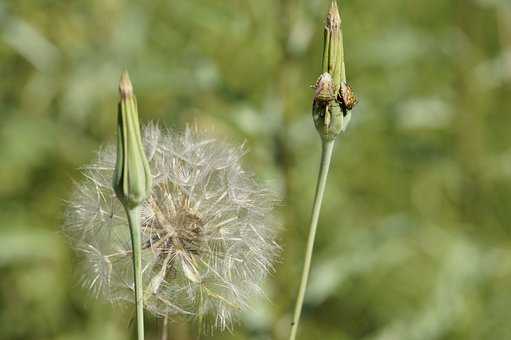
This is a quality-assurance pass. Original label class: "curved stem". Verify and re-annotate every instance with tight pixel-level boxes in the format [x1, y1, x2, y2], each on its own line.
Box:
[127, 206, 145, 340]
[289, 140, 335, 340]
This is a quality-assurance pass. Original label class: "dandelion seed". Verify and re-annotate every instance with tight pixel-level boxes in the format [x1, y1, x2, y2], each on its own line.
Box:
[64, 124, 280, 331]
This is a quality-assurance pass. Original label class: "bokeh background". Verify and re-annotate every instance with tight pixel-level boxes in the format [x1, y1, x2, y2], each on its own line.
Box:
[1, 0, 511, 339]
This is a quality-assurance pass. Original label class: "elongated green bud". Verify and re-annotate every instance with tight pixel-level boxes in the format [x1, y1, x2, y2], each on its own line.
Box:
[313, 1, 356, 140]
[113, 71, 152, 209]
[322, 0, 343, 93]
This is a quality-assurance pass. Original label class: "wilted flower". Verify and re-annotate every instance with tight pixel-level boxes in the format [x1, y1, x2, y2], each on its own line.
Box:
[290, 2, 356, 340]
[64, 124, 280, 331]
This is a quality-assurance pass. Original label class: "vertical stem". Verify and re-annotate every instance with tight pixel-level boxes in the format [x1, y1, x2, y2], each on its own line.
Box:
[161, 315, 168, 340]
[289, 140, 335, 340]
[127, 206, 145, 340]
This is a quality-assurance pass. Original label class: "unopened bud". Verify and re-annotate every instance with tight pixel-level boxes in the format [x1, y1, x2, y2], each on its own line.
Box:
[322, 1, 343, 94]
[313, 1, 356, 139]
[113, 71, 152, 209]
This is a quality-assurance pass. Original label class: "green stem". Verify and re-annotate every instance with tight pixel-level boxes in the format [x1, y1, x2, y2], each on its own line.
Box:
[289, 140, 335, 340]
[161, 315, 168, 340]
[127, 206, 145, 340]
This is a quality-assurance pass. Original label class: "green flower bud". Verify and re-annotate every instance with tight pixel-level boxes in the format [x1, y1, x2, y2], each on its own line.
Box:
[313, 1, 357, 140]
[322, 0, 343, 93]
[113, 71, 152, 209]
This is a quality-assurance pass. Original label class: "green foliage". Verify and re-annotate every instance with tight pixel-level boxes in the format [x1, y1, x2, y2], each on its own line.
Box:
[1, 0, 511, 339]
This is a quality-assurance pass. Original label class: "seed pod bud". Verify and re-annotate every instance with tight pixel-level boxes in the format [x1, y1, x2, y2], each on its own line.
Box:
[113, 71, 152, 209]
[313, 1, 357, 140]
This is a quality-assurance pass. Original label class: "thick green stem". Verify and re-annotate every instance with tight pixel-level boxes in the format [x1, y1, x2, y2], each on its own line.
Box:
[289, 140, 335, 340]
[127, 206, 145, 340]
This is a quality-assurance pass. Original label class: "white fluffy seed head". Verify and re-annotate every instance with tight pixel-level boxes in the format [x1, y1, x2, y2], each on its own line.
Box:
[64, 124, 280, 331]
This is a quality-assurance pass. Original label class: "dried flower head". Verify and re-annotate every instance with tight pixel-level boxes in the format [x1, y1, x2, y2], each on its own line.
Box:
[64, 124, 280, 331]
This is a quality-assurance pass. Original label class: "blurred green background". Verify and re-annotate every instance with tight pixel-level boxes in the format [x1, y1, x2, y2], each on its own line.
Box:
[1, 0, 511, 339]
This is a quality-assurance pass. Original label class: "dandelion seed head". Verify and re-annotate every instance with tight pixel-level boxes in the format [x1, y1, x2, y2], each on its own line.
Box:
[64, 124, 280, 331]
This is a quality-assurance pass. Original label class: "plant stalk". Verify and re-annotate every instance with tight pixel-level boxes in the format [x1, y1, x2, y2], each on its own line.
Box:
[161, 315, 168, 340]
[127, 206, 145, 340]
[289, 140, 335, 340]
